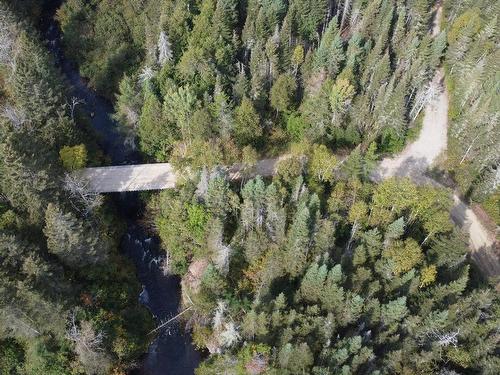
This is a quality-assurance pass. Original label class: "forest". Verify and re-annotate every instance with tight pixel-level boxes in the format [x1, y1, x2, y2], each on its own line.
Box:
[0, 2, 152, 374]
[0, 0, 498, 374]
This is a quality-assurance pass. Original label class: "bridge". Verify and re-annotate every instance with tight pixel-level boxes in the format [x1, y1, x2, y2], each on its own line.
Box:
[78, 157, 286, 193]
[79, 163, 176, 193]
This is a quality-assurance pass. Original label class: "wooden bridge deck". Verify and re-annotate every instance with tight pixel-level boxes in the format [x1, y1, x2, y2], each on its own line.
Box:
[78, 157, 286, 193]
[78, 163, 177, 193]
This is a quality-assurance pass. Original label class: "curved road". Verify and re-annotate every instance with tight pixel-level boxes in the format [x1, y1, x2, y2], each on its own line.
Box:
[373, 69, 448, 182]
[372, 4, 499, 279]
[373, 67, 499, 279]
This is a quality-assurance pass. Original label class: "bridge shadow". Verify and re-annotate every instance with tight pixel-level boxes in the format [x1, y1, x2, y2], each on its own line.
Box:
[470, 245, 500, 281]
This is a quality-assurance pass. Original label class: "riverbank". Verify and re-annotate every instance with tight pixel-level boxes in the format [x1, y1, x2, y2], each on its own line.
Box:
[40, 2, 200, 374]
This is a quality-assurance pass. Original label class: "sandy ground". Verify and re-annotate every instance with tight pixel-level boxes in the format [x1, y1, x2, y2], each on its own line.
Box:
[373, 70, 448, 181]
[432, 3, 442, 38]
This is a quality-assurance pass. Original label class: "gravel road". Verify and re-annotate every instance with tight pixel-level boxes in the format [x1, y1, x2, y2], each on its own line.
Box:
[373, 3, 499, 280]
[372, 73, 499, 279]
[373, 70, 448, 181]
[79, 3, 498, 280]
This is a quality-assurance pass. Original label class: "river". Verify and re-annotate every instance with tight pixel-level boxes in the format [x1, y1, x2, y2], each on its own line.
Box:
[40, 2, 200, 374]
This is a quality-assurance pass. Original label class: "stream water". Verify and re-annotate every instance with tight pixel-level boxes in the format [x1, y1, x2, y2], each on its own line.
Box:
[40, 2, 200, 374]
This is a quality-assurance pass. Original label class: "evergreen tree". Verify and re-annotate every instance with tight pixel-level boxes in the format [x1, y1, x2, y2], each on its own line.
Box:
[270, 74, 297, 114]
[428, 231, 468, 268]
[314, 19, 345, 77]
[285, 200, 312, 277]
[21, 0, 500, 373]
[233, 97, 262, 145]
[138, 90, 172, 160]
[44, 203, 108, 268]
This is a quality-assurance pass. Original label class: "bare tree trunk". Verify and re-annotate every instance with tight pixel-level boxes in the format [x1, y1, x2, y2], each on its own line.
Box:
[410, 84, 436, 121]
[459, 133, 481, 164]
[340, 0, 352, 31]
[149, 306, 194, 335]
[69, 97, 84, 121]
[346, 221, 358, 255]
[322, 0, 334, 36]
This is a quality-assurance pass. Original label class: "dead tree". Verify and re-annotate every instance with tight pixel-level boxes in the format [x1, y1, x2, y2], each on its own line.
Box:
[157, 31, 173, 65]
[67, 312, 111, 375]
[410, 83, 438, 121]
[159, 252, 171, 276]
[139, 66, 154, 85]
[0, 7, 18, 70]
[67, 312, 105, 353]
[63, 173, 103, 216]
[68, 96, 85, 121]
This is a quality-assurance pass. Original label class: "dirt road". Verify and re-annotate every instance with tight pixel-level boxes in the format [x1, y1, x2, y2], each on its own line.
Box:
[373, 70, 448, 181]
[373, 3, 499, 280]
[79, 3, 498, 279]
[373, 75, 498, 278]
[450, 195, 499, 278]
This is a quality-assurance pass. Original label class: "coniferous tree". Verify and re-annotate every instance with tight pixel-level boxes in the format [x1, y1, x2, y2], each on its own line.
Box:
[44, 203, 108, 268]
[233, 97, 262, 145]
